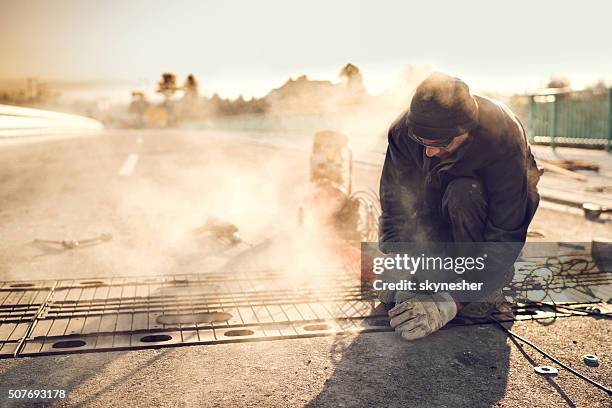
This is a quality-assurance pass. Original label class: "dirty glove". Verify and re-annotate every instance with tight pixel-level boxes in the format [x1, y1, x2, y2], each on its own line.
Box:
[388, 292, 457, 341]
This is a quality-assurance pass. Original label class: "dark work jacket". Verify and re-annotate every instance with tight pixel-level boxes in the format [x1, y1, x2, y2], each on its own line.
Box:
[379, 96, 541, 294]
[379, 95, 540, 247]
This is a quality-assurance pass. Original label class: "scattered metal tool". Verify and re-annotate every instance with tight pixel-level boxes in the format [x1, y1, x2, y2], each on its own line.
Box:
[582, 203, 612, 220]
[191, 217, 251, 247]
[534, 365, 558, 376]
[34, 233, 113, 250]
[583, 354, 600, 367]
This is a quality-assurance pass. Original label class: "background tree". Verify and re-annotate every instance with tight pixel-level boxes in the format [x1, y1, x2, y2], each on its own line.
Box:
[183, 74, 199, 99]
[546, 76, 571, 89]
[339, 63, 365, 104]
[156, 72, 178, 102]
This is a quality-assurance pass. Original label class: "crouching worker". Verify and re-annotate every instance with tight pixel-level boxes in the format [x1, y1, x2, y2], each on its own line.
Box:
[379, 72, 540, 340]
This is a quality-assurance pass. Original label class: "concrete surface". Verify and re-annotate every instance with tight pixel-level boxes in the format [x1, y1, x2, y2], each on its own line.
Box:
[0, 129, 610, 407]
[0, 318, 609, 407]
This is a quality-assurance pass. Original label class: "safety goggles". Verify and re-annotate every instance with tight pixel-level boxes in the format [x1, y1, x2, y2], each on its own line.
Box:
[408, 131, 455, 148]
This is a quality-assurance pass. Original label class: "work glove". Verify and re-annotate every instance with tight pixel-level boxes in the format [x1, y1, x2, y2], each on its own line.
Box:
[388, 292, 457, 341]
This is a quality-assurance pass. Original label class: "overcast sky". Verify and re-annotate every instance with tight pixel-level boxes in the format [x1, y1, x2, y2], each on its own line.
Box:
[1, 0, 611, 98]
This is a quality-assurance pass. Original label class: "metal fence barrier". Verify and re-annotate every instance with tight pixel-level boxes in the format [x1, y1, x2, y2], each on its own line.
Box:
[511, 88, 612, 151]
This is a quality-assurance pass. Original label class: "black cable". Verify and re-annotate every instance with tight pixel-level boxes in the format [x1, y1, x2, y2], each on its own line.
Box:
[492, 316, 612, 396]
[506, 255, 609, 303]
[537, 302, 612, 318]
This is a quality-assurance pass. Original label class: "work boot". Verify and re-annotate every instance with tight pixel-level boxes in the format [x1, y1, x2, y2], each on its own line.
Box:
[457, 289, 514, 321]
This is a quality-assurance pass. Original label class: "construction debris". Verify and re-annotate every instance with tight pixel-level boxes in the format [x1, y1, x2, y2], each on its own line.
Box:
[191, 217, 243, 246]
[545, 159, 599, 172]
[33, 233, 112, 250]
[538, 159, 588, 182]
[583, 354, 600, 367]
[583, 203, 611, 220]
[534, 366, 558, 376]
[526, 229, 545, 238]
[586, 185, 612, 193]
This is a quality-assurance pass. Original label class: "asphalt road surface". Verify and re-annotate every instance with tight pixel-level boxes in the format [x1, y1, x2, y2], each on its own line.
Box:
[0, 129, 610, 407]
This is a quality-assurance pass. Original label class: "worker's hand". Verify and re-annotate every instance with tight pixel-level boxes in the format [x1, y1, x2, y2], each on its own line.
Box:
[388, 292, 457, 341]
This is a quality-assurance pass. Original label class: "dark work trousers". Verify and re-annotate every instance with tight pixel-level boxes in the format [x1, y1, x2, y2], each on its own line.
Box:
[420, 177, 488, 243]
[421, 177, 512, 304]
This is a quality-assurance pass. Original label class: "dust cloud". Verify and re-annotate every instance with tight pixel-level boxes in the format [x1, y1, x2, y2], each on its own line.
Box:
[5, 64, 434, 285]
[103, 131, 344, 284]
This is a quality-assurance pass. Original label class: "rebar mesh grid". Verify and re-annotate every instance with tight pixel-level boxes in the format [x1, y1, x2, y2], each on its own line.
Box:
[0, 256, 610, 358]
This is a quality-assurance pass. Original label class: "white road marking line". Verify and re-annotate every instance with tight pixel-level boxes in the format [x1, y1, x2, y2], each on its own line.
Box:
[118, 153, 139, 177]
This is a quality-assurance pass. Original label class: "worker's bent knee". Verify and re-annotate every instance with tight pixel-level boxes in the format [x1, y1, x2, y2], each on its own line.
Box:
[442, 178, 488, 222]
